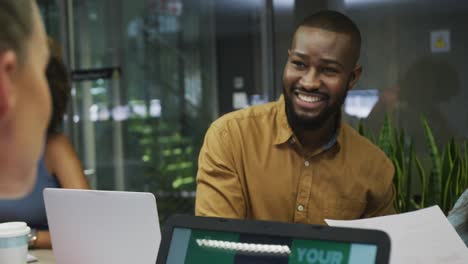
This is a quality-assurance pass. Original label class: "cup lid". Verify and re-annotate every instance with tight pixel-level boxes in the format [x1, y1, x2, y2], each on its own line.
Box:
[0, 222, 30, 238]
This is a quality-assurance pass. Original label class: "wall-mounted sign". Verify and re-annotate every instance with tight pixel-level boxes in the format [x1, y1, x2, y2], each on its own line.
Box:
[71, 67, 121, 82]
[233, 76, 245, 90]
[431, 30, 451, 53]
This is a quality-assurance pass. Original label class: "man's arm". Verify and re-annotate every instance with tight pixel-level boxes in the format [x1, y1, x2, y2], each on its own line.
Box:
[363, 158, 397, 217]
[195, 124, 246, 218]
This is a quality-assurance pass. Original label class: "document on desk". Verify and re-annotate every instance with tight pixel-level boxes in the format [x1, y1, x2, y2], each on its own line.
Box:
[27, 253, 38, 263]
[325, 206, 468, 264]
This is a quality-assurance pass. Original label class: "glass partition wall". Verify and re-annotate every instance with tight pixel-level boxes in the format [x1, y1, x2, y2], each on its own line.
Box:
[38, 0, 468, 220]
[38, 0, 282, 222]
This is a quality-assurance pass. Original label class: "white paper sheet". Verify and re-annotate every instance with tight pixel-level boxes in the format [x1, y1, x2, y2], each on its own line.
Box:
[326, 206, 468, 264]
[27, 253, 38, 263]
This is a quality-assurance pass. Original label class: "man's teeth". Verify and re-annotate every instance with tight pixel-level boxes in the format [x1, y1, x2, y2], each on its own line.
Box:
[297, 94, 321, 103]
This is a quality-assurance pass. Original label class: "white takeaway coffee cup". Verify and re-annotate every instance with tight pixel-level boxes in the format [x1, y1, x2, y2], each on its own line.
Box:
[0, 222, 30, 264]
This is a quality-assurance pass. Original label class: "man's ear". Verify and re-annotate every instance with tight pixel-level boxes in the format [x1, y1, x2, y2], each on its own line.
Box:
[0, 51, 17, 120]
[348, 65, 363, 90]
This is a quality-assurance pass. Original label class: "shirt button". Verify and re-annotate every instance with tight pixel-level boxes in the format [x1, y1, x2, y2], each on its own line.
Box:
[304, 161, 310, 167]
[297, 205, 304, 212]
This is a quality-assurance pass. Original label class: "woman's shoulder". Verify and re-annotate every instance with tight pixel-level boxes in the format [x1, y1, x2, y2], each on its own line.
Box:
[47, 133, 71, 146]
[45, 133, 76, 171]
[45, 133, 76, 156]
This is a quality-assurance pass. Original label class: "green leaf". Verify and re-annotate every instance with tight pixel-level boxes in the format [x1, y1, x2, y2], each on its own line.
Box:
[440, 143, 453, 197]
[379, 114, 394, 157]
[394, 129, 405, 172]
[358, 119, 366, 136]
[405, 140, 414, 212]
[442, 158, 456, 213]
[422, 116, 442, 205]
[394, 157, 404, 212]
[415, 157, 426, 208]
[464, 142, 468, 189]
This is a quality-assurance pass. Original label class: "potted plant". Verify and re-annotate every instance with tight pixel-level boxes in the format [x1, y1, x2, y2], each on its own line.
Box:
[358, 115, 468, 214]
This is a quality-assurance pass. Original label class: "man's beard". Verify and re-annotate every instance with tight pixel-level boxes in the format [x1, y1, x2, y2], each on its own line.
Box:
[284, 85, 349, 131]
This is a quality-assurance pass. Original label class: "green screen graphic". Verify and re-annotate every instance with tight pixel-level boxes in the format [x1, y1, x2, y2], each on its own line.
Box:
[166, 228, 377, 264]
[184, 230, 239, 264]
[289, 239, 351, 264]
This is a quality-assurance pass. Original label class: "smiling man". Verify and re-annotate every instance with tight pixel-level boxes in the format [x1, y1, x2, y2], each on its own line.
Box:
[195, 10, 396, 224]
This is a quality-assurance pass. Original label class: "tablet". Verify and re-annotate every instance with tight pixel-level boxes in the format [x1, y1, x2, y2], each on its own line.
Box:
[156, 215, 390, 264]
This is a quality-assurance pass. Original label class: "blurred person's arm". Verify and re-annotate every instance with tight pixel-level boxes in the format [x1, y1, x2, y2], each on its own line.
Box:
[448, 189, 468, 246]
[45, 133, 89, 189]
[34, 133, 89, 249]
[33, 230, 51, 249]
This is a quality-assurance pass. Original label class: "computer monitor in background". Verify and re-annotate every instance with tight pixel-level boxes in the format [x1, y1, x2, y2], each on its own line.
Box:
[156, 215, 390, 264]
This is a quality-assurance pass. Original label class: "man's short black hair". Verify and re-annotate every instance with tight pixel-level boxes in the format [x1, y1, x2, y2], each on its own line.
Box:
[296, 10, 362, 64]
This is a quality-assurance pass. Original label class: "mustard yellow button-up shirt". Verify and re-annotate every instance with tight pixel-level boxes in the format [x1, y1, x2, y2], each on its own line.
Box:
[195, 96, 396, 224]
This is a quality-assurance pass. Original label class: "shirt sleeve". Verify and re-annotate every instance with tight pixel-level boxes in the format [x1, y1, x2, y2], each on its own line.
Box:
[363, 157, 397, 217]
[195, 123, 246, 218]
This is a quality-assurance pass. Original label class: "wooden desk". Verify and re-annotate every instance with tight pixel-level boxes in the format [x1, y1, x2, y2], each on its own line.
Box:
[29, 249, 55, 264]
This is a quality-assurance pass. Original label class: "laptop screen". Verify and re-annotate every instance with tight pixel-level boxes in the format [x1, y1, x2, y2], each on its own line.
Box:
[165, 227, 378, 264]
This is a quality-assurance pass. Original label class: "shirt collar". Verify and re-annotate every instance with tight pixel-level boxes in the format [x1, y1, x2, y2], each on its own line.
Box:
[273, 95, 343, 151]
[273, 95, 295, 145]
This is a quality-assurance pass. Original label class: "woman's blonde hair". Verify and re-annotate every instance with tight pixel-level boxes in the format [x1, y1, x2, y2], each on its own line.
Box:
[0, 0, 33, 64]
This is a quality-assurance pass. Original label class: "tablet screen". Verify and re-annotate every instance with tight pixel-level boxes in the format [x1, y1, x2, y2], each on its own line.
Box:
[166, 227, 378, 264]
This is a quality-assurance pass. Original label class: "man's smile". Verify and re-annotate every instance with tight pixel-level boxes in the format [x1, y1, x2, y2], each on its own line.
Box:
[293, 89, 328, 111]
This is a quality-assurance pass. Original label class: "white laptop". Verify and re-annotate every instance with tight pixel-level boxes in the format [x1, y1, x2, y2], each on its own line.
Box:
[44, 188, 161, 264]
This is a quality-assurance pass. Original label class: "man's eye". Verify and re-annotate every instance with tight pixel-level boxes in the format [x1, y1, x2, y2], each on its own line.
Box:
[321, 67, 338, 73]
[292, 61, 306, 68]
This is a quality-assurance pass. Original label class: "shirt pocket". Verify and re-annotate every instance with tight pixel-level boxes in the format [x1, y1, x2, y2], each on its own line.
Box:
[322, 199, 367, 220]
